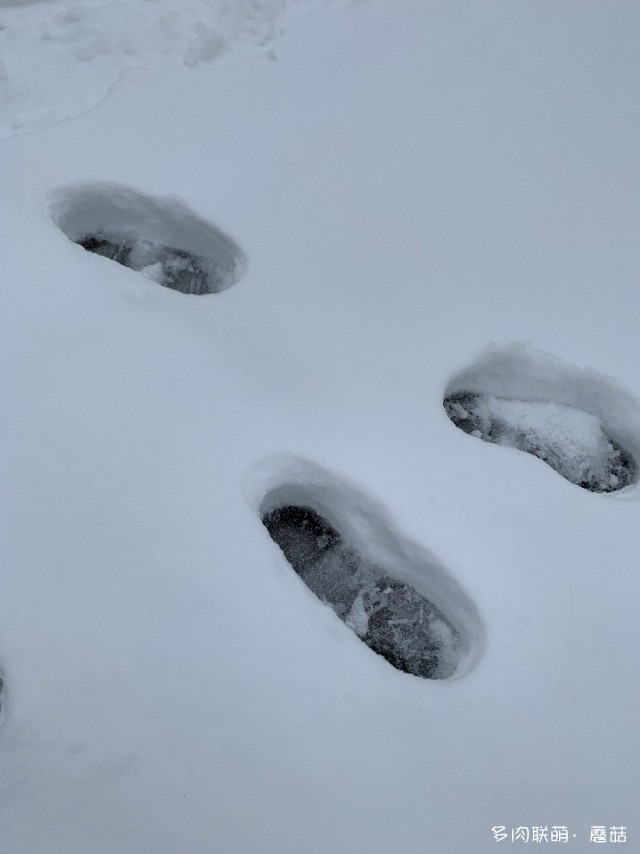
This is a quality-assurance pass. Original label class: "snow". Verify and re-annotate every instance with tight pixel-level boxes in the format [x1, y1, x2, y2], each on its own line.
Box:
[0, 1, 639, 852]
[444, 392, 636, 492]
[0, 0, 324, 136]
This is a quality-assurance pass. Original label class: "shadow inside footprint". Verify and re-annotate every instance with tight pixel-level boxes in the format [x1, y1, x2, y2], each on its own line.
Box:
[444, 391, 636, 493]
[52, 183, 245, 295]
[262, 505, 461, 679]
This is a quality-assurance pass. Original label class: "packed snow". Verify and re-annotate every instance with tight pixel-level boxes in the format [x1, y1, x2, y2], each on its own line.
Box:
[444, 393, 636, 492]
[0, 1, 639, 852]
[444, 344, 640, 494]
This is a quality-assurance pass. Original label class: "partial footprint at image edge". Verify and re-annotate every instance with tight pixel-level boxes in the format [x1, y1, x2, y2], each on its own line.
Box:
[444, 391, 637, 493]
[442, 347, 640, 494]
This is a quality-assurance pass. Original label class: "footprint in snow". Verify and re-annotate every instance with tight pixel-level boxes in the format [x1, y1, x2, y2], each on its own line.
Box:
[51, 182, 245, 295]
[444, 346, 638, 493]
[258, 463, 482, 680]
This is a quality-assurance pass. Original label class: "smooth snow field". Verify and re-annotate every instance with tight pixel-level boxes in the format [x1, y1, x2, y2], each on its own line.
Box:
[0, 1, 639, 852]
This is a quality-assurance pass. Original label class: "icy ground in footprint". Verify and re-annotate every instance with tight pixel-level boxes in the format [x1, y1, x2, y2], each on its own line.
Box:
[77, 232, 220, 295]
[444, 392, 637, 493]
[262, 505, 460, 679]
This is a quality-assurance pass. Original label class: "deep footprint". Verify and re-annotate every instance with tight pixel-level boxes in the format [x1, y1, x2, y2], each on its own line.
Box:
[76, 232, 217, 295]
[52, 183, 245, 295]
[444, 391, 637, 492]
[262, 505, 460, 679]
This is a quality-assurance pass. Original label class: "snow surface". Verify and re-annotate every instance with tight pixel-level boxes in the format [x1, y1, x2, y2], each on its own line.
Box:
[0, 0, 325, 136]
[1, 1, 640, 852]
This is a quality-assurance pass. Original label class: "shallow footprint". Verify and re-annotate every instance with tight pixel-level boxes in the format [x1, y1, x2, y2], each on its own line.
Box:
[52, 183, 245, 295]
[443, 346, 638, 493]
[262, 503, 470, 679]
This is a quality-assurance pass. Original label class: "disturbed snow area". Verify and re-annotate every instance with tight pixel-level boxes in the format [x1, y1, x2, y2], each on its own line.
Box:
[0, 0, 327, 136]
[0, 1, 639, 853]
